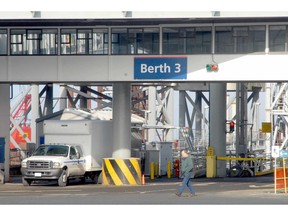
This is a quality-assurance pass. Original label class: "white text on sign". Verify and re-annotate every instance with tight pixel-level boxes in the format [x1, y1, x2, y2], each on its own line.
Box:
[140, 63, 181, 73]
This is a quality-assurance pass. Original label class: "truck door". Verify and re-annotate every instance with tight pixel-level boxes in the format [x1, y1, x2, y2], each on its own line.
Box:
[75, 146, 85, 175]
[69, 146, 85, 176]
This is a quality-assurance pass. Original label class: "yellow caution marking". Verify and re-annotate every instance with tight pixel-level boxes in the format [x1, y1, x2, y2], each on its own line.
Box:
[256, 169, 274, 176]
[130, 158, 141, 179]
[104, 159, 123, 185]
[102, 164, 108, 185]
[115, 159, 136, 185]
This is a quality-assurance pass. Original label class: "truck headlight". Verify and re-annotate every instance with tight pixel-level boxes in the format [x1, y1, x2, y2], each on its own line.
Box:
[21, 161, 27, 168]
[53, 162, 61, 168]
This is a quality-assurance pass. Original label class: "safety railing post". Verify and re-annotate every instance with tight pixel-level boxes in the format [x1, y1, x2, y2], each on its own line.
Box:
[150, 162, 154, 180]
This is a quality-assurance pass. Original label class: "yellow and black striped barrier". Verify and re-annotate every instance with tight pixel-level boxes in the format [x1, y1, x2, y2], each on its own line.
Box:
[102, 158, 141, 186]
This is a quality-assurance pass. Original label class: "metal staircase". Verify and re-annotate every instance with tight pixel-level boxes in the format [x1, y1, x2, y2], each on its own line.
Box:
[271, 83, 288, 149]
[179, 127, 194, 152]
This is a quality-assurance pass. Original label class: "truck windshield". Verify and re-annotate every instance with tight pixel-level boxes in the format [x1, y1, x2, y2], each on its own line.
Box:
[33, 145, 69, 156]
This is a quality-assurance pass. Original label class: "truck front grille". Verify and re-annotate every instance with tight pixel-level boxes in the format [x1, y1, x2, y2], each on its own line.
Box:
[28, 161, 51, 169]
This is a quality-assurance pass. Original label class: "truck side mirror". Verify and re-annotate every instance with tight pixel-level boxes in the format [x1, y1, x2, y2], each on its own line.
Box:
[70, 153, 80, 159]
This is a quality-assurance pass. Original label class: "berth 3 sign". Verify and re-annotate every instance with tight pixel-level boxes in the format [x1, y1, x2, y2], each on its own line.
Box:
[134, 57, 187, 80]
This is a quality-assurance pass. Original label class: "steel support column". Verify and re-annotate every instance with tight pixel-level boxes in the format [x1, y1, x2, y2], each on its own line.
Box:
[195, 91, 202, 140]
[43, 84, 53, 115]
[0, 84, 10, 182]
[265, 83, 272, 155]
[236, 83, 248, 156]
[59, 84, 67, 110]
[147, 86, 156, 142]
[179, 90, 186, 139]
[80, 86, 88, 109]
[112, 83, 131, 158]
[165, 87, 174, 141]
[31, 85, 39, 145]
[209, 83, 226, 177]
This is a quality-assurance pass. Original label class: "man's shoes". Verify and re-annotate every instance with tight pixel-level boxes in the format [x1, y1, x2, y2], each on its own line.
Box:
[189, 193, 196, 197]
[175, 192, 181, 197]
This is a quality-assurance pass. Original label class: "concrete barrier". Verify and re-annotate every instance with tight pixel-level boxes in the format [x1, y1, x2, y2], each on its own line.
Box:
[102, 158, 141, 186]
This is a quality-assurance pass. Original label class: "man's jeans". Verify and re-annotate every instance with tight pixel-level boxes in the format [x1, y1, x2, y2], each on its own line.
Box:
[178, 172, 195, 195]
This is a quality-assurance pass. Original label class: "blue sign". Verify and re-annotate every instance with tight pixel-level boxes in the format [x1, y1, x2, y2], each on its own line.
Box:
[0, 138, 5, 163]
[134, 57, 187, 80]
[280, 150, 288, 158]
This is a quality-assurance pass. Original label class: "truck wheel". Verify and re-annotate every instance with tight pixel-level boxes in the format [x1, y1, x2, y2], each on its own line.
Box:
[98, 172, 103, 184]
[22, 177, 32, 186]
[58, 169, 68, 187]
[79, 177, 86, 184]
[90, 172, 99, 184]
[229, 165, 243, 177]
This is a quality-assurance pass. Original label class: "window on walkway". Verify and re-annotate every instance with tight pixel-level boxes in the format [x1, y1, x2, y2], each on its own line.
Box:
[215, 26, 265, 54]
[0, 29, 7, 55]
[111, 27, 159, 54]
[269, 25, 288, 52]
[162, 27, 212, 54]
[10, 29, 57, 55]
[60, 28, 108, 55]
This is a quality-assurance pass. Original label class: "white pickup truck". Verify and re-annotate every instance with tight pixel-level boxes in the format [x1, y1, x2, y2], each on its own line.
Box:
[21, 143, 90, 186]
[21, 119, 113, 186]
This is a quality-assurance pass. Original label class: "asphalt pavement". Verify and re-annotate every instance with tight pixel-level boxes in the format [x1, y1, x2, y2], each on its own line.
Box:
[0, 174, 287, 206]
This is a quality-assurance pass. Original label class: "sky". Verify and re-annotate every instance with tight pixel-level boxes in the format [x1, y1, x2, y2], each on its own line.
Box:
[0, 0, 287, 12]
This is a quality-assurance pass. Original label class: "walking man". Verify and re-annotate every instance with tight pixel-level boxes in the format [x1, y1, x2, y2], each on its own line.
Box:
[175, 149, 196, 197]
